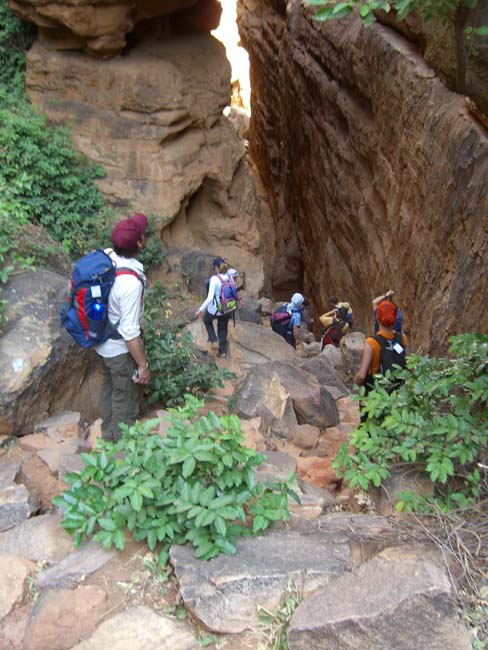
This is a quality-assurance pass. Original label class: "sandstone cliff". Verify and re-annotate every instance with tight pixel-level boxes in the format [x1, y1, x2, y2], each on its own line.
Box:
[238, 0, 488, 352]
[25, 28, 268, 295]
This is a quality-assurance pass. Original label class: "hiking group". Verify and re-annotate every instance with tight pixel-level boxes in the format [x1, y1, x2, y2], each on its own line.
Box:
[60, 210, 406, 440]
[271, 288, 407, 397]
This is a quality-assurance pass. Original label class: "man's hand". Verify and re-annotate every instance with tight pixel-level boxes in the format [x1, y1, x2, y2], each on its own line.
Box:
[195, 309, 202, 319]
[354, 372, 364, 387]
[135, 364, 150, 385]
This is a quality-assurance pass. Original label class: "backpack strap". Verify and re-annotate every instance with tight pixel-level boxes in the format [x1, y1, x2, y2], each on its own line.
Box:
[108, 268, 145, 340]
[115, 268, 145, 287]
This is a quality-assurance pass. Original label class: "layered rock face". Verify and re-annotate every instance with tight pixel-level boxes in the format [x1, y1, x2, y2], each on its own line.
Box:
[10, 0, 222, 57]
[26, 29, 268, 294]
[238, 1, 488, 352]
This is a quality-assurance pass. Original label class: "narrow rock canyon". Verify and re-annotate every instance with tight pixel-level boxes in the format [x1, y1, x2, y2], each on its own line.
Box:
[10, 0, 488, 351]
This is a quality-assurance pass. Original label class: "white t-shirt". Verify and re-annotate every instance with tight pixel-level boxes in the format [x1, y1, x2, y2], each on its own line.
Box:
[95, 251, 146, 358]
[199, 273, 230, 316]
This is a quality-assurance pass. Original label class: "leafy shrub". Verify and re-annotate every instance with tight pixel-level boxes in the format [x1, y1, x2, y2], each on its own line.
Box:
[0, 0, 35, 92]
[0, 100, 108, 257]
[53, 396, 298, 562]
[333, 334, 488, 511]
[144, 284, 232, 407]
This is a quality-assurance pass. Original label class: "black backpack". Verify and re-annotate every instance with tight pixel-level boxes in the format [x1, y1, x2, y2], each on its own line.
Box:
[364, 332, 406, 395]
[375, 332, 406, 375]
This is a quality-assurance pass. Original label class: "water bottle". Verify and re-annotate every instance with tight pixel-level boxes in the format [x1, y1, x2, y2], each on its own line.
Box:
[90, 300, 105, 321]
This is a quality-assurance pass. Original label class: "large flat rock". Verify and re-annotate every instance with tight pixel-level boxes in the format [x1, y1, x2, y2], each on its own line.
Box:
[0, 555, 33, 621]
[71, 606, 198, 650]
[36, 540, 115, 591]
[0, 513, 74, 563]
[171, 529, 350, 633]
[23, 585, 107, 650]
[288, 553, 471, 649]
[186, 320, 297, 366]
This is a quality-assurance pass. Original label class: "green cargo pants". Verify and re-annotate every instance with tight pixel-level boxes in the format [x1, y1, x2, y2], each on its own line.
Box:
[100, 353, 140, 441]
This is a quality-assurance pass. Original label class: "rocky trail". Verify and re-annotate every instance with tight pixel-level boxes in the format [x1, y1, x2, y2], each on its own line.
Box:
[0, 259, 472, 649]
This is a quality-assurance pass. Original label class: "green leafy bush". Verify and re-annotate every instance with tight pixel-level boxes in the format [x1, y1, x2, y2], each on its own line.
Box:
[0, 100, 108, 257]
[53, 396, 298, 562]
[334, 334, 488, 511]
[144, 284, 232, 407]
[0, 0, 35, 93]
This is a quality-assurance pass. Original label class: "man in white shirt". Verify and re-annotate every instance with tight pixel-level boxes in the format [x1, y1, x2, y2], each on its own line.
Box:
[96, 213, 150, 441]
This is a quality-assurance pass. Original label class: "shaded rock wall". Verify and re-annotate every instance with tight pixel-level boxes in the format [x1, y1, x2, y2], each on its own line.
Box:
[238, 0, 488, 352]
[0, 270, 101, 435]
[26, 31, 268, 294]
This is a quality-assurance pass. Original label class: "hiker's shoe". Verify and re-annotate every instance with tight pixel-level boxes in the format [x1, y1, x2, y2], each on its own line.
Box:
[218, 352, 227, 358]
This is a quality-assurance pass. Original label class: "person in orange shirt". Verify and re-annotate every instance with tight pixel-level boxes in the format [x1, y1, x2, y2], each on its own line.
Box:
[354, 300, 408, 392]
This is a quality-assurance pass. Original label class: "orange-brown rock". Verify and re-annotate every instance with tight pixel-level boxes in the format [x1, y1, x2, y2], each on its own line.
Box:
[9, 0, 222, 57]
[297, 456, 342, 493]
[238, 2, 488, 353]
[26, 35, 267, 294]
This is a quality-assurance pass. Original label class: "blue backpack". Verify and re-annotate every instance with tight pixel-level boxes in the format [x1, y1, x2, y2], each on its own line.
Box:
[59, 250, 142, 348]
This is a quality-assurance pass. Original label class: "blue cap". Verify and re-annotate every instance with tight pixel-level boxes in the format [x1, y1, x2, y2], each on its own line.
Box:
[213, 257, 225, 268]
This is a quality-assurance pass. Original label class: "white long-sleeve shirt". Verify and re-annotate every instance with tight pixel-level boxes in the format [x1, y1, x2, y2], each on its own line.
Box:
[95, 251, 146, 358]
[199, 273, 230, 316]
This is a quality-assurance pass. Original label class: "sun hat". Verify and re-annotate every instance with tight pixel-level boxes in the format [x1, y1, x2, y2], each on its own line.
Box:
[228, 268, 238, 278]
[377, 300, 397, 327]
[111, 213, 148, 249]
[291, 292, 305, 307]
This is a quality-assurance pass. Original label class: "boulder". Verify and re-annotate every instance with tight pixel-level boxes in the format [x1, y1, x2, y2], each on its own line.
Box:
[0, 270, 102, 436]
[36, 540, 115, 591]
[171, 529, 350, 633]
[236, 368, 297, 437]
[370, 466, 435, 515]
[235, 296, 263, 324]
[255, 450, 297, 483]
[340, 332, 366, 386]
[239, 416, 266, 451]
[297, 456, 342, 493]
[321, 344, 343, 370]
[293, 355, 349, 399]
[0, 556, 34, 621]
[288, 553, 471, 649]
[0, 514, 74, 563]
[37, 438, 79, 476]
[34, 411, 81, 441]
[0, 483, 36, 532]
[236, 362, 339, 434]
[70, 606, 198, 650]
[23, 585, 107, 650]
[0, 460, 36, 531]
[292, 424, 320, 450]
[289, 481, 335, 520]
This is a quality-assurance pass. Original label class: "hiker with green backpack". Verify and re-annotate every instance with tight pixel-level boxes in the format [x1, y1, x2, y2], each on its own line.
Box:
[195, 260, 238, 358]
